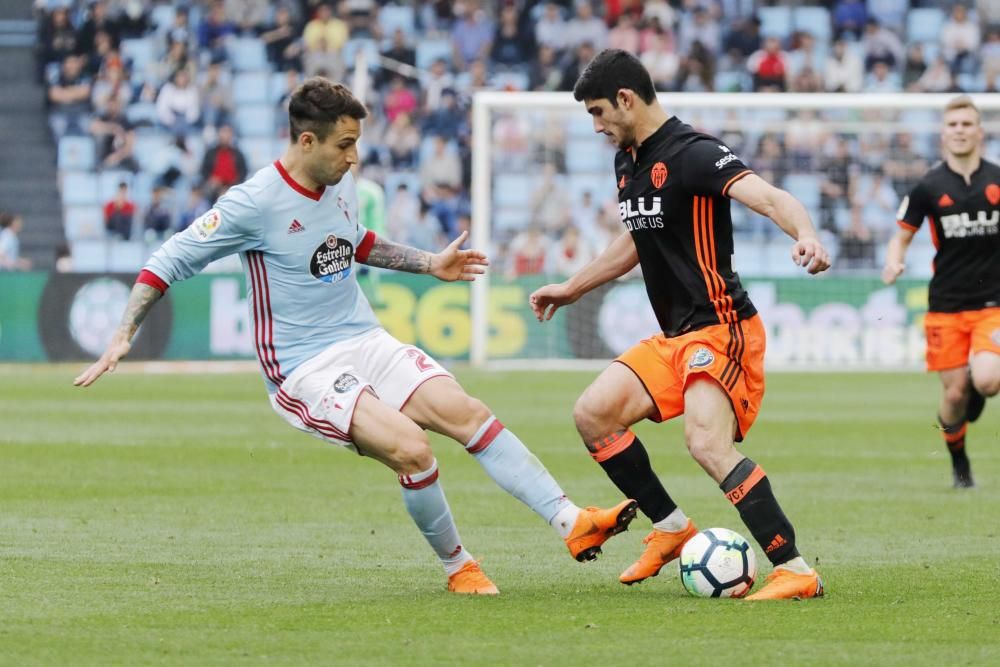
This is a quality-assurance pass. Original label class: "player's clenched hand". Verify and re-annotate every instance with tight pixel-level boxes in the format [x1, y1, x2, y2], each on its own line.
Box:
[529, 283, 577, 322]
[73, 332, 131, 387]
[791, 236, 831, 274]
[430, 230, 489, 282]
[881, 261, 905, 285]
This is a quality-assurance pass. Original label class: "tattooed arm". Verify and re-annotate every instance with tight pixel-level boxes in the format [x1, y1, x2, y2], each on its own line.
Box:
[73, 283, 163, 387]
[361, 230, 488, 282]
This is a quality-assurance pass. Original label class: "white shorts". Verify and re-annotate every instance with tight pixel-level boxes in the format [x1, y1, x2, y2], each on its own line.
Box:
[269, 328, 452, 450]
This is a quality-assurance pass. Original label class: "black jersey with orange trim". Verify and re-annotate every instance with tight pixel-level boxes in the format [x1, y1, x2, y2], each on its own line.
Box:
[615, 116, 757, 337]
[897, 159, 1000, 313]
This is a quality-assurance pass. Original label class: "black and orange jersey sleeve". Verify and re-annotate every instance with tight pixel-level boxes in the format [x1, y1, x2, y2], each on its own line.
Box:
[679, 138, 753, 198]
[897, 181, 931, 232]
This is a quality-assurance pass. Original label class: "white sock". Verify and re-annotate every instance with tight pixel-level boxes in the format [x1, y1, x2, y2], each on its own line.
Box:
[466, 416, 577, 536]
[776, 556, 811, 575]
[549, 503, 582, 539]
[652, 507, 689, 533]
[398, 459, 474, 576]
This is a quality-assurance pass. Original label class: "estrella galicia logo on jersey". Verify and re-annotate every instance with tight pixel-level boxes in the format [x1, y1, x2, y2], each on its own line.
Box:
[688, 348, 715, 369]
[651, 162, 668, 188]
[986, 184, 1000, 206]
[190, 209, 221, 241]
[333, 373, 359, 393]
[310, 235, 355, 284]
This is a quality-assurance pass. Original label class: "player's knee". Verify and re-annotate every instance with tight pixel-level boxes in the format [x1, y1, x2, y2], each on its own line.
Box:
[462, 396, 493, 429]
[943, 383, 968, 407]
[973, 374, 1000, 397]
[573, 392, 612, 441]
[392, 430, 434, 475]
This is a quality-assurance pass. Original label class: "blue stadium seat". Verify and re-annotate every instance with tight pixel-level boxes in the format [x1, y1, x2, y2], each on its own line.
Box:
[342, 38, 380, 69]
[792, 7, 832, 42]
[566, 139, 611, 173]
[70, 240, 109, 271]
[151, 4, 175, 33]
[98, 170, 133, 202]
[493, 173, 534, 208]
[61, 171, 100, 206]
[133, 132, 173, 173]
[416, 39, 452, 69]
[58, 135, 96, 171]
[758, 7, 793, 40]
[957, 73, 986, 92]
[494, 207, 529, 232]
[714, 70, 749, 92]
[120, 37, 158, 73]
[378, 5, 416, 39]
[384, 171, 422, 199]
[126, 101, 158, 126]
[235, 105, 276, 138]
[227, 37, 268, 71]
[868, 0, 910, 32]
[232, 71, 271, 105]
[567, 173, 615, 205]
[106, 240, 147, 272]
[241, 137, 279, 172]
[907, 8, 945, 43]
[782, 173, 821, 211]
[63, 205, 104, 240]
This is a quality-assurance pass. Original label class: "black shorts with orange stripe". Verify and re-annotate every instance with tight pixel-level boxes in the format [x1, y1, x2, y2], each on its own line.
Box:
[614, 116, 757, 338]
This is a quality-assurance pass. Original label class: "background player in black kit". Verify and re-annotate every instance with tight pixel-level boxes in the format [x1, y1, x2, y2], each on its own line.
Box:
[530, 49, 831, 600]
[883, 95, 1000, 488]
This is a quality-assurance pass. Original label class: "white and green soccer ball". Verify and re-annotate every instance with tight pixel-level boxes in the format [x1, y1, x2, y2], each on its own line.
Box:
[679, 527, 757, 598]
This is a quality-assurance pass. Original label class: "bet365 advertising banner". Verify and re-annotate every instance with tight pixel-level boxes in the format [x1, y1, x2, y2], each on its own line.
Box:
[0, 272, 932, 368]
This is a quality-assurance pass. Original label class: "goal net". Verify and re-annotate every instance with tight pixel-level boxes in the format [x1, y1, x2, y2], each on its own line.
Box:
[470, 92, 1000, 371]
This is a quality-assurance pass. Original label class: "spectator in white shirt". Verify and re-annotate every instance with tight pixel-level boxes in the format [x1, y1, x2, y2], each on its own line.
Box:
[565, 0, 608, 51]
[156, 69, 200, 136]
[940, 5, 981, 74]
[825, 38, 864, 92]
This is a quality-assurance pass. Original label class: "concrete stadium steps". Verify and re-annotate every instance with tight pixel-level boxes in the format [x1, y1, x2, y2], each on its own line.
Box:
[0, 46, 63, 269]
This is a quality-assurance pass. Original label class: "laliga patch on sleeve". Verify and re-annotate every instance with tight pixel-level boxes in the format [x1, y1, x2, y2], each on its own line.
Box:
[191, 209, 222, 241]
[895, 196, 909, 221]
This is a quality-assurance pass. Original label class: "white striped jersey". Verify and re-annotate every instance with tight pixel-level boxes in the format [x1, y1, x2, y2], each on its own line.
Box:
[144, 161, 380, 392]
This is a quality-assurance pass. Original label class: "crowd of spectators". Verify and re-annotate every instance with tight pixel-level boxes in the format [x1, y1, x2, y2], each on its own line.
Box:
[34, 0, 1000, 275]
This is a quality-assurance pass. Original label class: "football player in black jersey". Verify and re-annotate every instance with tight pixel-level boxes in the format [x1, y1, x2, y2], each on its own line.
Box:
[883, 96, 1000, 488]
[530, 49, 830, 600]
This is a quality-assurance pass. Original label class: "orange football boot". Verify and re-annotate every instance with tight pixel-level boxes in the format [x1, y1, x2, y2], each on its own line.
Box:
[447, 560, 499, 595]
[619, 519, 699, 585]
[745, 568, 824, 601]
[565, 499, 639, 562]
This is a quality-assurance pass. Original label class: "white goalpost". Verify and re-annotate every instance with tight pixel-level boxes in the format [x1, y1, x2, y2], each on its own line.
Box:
[470, 91, 1000, 371]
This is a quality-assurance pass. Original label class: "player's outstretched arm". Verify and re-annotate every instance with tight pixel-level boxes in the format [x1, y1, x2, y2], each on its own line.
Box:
[881, 227, 915, 285]
[73, 283, 162, 387]
[530, 231, 639, 322]
[362, 230, 488, 282]
[727, 174, 831, 275]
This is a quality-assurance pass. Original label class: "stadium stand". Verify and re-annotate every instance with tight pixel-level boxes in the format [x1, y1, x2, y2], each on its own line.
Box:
[5, 0, 997, 275]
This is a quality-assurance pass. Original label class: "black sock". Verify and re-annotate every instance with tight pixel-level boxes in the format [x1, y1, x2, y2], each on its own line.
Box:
[720, 457, 800, 566]
[939, 417, 969, 468]
[589, 430, 677, 523]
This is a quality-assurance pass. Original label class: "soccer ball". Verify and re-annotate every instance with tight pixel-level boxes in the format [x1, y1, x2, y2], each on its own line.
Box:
[679, 527, 757, 598]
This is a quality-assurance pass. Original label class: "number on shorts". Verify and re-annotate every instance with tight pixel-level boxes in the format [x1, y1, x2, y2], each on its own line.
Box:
[407, 348, 434, 371]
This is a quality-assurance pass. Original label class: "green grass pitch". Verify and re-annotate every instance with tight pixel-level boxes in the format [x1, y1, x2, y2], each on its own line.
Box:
[2, 366, 999, 665]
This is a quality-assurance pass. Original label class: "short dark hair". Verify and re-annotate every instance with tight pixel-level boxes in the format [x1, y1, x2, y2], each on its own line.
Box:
[288, 77, 368, 142]
[572, 48, 657, 106]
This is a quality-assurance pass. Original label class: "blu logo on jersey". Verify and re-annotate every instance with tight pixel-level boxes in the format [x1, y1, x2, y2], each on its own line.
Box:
[310, 234, 356, 284]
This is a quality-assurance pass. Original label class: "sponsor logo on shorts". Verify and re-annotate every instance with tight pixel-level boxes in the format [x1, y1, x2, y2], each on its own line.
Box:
[333, 373, 359, 393]
[992, 328, 1000, 347]
[688, 347, 715, 369]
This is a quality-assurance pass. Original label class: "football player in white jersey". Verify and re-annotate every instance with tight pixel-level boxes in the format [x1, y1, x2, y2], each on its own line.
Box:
[75, 78, 638, 594]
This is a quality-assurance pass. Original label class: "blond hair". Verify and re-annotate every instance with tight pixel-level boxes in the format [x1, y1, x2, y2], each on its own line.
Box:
[944, 95, 980, 122]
